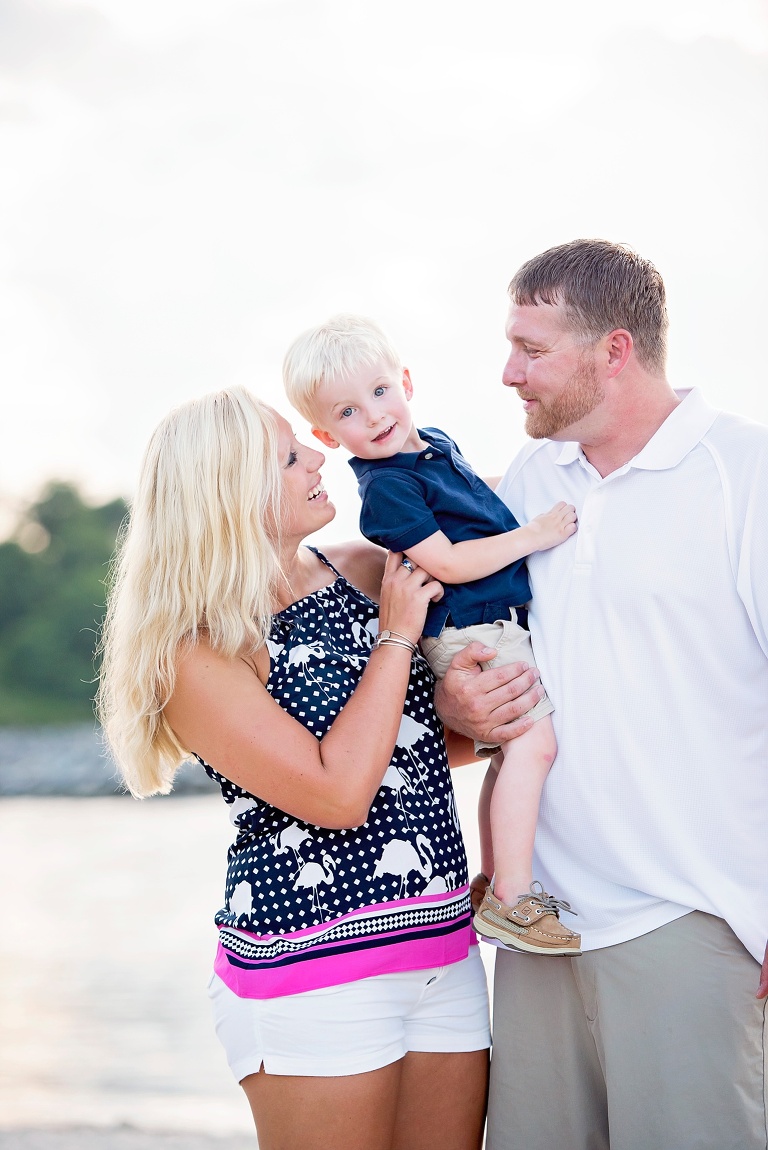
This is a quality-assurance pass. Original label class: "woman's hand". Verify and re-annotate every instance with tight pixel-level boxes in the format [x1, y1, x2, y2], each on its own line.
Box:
[377, 551, 443, 645]
[166, 553, 443, 832]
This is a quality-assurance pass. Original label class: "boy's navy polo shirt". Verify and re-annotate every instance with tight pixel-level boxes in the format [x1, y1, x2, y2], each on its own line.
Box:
[349, 426, 532, 637]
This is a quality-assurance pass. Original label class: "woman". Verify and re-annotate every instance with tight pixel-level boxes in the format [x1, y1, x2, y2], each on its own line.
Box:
[98, 388, 491, 1150]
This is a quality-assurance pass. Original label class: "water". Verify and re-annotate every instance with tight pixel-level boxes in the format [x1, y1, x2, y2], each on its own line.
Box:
[0, 760, 490, 1137]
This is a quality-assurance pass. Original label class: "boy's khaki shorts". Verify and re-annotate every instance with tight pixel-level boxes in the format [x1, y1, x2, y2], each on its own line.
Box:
[420, 614, 554, 757]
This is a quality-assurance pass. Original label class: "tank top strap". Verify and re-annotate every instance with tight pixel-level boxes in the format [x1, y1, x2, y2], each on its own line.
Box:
[306, 545, 344, 579]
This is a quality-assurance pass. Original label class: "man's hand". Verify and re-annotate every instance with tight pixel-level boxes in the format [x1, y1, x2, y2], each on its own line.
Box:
[433, 641, 544, 745]
[757, 939, 768, 999]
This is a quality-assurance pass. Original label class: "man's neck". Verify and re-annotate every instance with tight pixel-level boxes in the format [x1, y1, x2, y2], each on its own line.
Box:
[579, 386, 681, 478]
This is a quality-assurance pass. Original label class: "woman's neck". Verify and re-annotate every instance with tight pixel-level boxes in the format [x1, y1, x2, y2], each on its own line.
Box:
[273, 542, 333, 611]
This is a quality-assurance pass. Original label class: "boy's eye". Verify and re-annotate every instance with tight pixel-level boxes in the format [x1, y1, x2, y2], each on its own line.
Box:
[340, 407, 354, 419]
[373, 385, 386, 397]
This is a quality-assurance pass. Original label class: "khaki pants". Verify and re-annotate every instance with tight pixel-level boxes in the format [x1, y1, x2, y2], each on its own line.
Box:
[420, 616, 554, 755]
[487, 911, 767, 1150]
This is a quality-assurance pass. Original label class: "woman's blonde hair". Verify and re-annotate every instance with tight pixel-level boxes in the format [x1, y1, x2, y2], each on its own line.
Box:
[97, 387, 283, 798]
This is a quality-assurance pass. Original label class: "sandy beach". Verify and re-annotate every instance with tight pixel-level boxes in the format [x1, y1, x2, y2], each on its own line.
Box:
[0, 1130, 256, 1149]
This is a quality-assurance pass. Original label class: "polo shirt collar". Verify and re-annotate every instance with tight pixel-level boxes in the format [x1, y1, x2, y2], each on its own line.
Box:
[554, 388, 720, 472]
[348, 428, 447, 479]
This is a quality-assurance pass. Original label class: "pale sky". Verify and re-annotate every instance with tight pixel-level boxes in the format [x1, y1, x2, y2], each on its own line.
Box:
[1, 0, 766, 543]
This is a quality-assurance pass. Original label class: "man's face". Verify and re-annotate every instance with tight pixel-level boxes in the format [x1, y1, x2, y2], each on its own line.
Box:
[502, 300, 605, 440]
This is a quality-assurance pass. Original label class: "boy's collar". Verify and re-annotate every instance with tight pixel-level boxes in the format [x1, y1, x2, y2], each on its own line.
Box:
[348, 427, 448, 477]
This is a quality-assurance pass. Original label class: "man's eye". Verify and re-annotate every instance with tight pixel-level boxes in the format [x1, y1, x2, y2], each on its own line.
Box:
[341, 407, 354, 418]
[373, 386, 386, 397]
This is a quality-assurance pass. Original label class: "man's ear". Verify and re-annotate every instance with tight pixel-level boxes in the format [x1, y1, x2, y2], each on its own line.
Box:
[604, 330, 633, 378]
[402, 368, 414, 401]
[312, 427, 340, 449]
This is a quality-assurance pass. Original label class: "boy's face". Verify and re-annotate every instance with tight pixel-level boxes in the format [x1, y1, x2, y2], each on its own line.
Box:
[311, 359, 423, 458]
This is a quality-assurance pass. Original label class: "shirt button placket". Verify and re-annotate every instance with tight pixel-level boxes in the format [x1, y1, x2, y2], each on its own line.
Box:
[575, 485, 606, 567]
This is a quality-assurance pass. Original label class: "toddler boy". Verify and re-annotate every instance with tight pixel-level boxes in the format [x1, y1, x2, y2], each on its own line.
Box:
[283, 315, 580, 954]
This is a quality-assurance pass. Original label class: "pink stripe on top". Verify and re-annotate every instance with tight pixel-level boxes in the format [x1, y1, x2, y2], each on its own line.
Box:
[213, 885, 474, 999]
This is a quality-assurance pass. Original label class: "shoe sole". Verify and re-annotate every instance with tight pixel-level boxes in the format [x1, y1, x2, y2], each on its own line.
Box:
[473, 914, 582, 956]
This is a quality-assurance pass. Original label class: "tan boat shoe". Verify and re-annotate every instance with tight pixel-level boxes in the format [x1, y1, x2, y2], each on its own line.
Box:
[473, 880, 582, 956]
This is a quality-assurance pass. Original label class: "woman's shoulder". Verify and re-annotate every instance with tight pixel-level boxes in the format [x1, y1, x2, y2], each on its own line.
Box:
[171, 632, 267, 699]
[320, 539, 386, 604]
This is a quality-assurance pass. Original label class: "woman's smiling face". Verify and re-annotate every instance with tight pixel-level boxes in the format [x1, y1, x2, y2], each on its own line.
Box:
[274, 411, 336, 541]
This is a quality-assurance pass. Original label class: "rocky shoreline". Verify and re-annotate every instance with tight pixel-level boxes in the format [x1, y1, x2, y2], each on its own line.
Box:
[0, 725, 209, 796]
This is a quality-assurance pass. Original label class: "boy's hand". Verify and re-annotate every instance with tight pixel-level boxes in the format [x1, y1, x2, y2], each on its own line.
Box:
[527, 501, 577, 552]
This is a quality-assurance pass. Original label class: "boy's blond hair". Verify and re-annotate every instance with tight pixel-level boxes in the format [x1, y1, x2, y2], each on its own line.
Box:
[283, 314, 402, 425]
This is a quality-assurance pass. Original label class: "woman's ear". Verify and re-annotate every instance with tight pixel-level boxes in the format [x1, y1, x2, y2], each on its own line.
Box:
[312, 427, 340, 449]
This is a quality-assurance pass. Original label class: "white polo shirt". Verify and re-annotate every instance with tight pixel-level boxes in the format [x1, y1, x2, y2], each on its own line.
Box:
[497, 388, 768, 961]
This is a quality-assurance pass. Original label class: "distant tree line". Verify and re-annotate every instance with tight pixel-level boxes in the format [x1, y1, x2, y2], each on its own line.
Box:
[0, 483, 127, 724]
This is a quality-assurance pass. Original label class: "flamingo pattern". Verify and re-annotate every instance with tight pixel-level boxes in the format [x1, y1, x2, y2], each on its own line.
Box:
[199, 548, 469, 987]
[373, 834, 435, 897]
[293, 852, 338, 920]
[286, 641, 335, 699]
[396, 715, 437, 805]
[380, 762, 417, 827]
[270, 822, 314, 878]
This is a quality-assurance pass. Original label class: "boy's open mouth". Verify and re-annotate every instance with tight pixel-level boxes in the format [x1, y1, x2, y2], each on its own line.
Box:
[373, 423, 396, 443]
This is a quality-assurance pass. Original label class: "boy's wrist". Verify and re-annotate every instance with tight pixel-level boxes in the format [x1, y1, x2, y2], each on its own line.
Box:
[515, 523, 539, 552]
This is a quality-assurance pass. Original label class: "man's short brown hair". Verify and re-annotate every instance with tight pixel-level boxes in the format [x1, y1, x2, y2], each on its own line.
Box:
[509, 239, 668, 373]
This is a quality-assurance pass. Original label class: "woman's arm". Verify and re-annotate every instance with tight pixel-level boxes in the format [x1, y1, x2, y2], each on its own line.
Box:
[164, 552, 441, 830]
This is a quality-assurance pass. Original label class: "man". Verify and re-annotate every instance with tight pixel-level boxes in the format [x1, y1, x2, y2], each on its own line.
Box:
[436, 239, 768, 1150]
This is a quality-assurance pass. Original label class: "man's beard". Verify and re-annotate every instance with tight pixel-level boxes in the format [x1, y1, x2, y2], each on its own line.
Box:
[525, 355, 605, 440]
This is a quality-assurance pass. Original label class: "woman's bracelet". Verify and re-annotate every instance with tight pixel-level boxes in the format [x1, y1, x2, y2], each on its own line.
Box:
[372, 629, 418, 655]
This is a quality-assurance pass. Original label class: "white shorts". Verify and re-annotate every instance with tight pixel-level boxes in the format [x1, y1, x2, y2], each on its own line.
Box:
[208, 947, 491, 1080]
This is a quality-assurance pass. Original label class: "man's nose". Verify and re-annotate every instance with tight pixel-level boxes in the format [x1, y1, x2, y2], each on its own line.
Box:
[502, 351, 525, 388]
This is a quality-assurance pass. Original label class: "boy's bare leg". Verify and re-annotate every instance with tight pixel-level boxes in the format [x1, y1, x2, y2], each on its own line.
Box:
[490, 715, 557, 903]
[477, 759, 499, 884]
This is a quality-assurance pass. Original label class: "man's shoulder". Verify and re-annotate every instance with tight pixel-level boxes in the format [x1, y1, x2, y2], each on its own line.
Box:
[704, 408, 768, 456]
[699, 411, 768, 499]
[497, 438, 559, 497]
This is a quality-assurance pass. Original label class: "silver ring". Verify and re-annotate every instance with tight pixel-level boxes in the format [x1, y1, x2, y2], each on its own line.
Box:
[401, 557, 415, 572]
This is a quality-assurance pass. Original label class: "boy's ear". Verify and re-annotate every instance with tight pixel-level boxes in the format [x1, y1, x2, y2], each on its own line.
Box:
[312, 427, 340, 449]
[402, 368, 413, 401]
